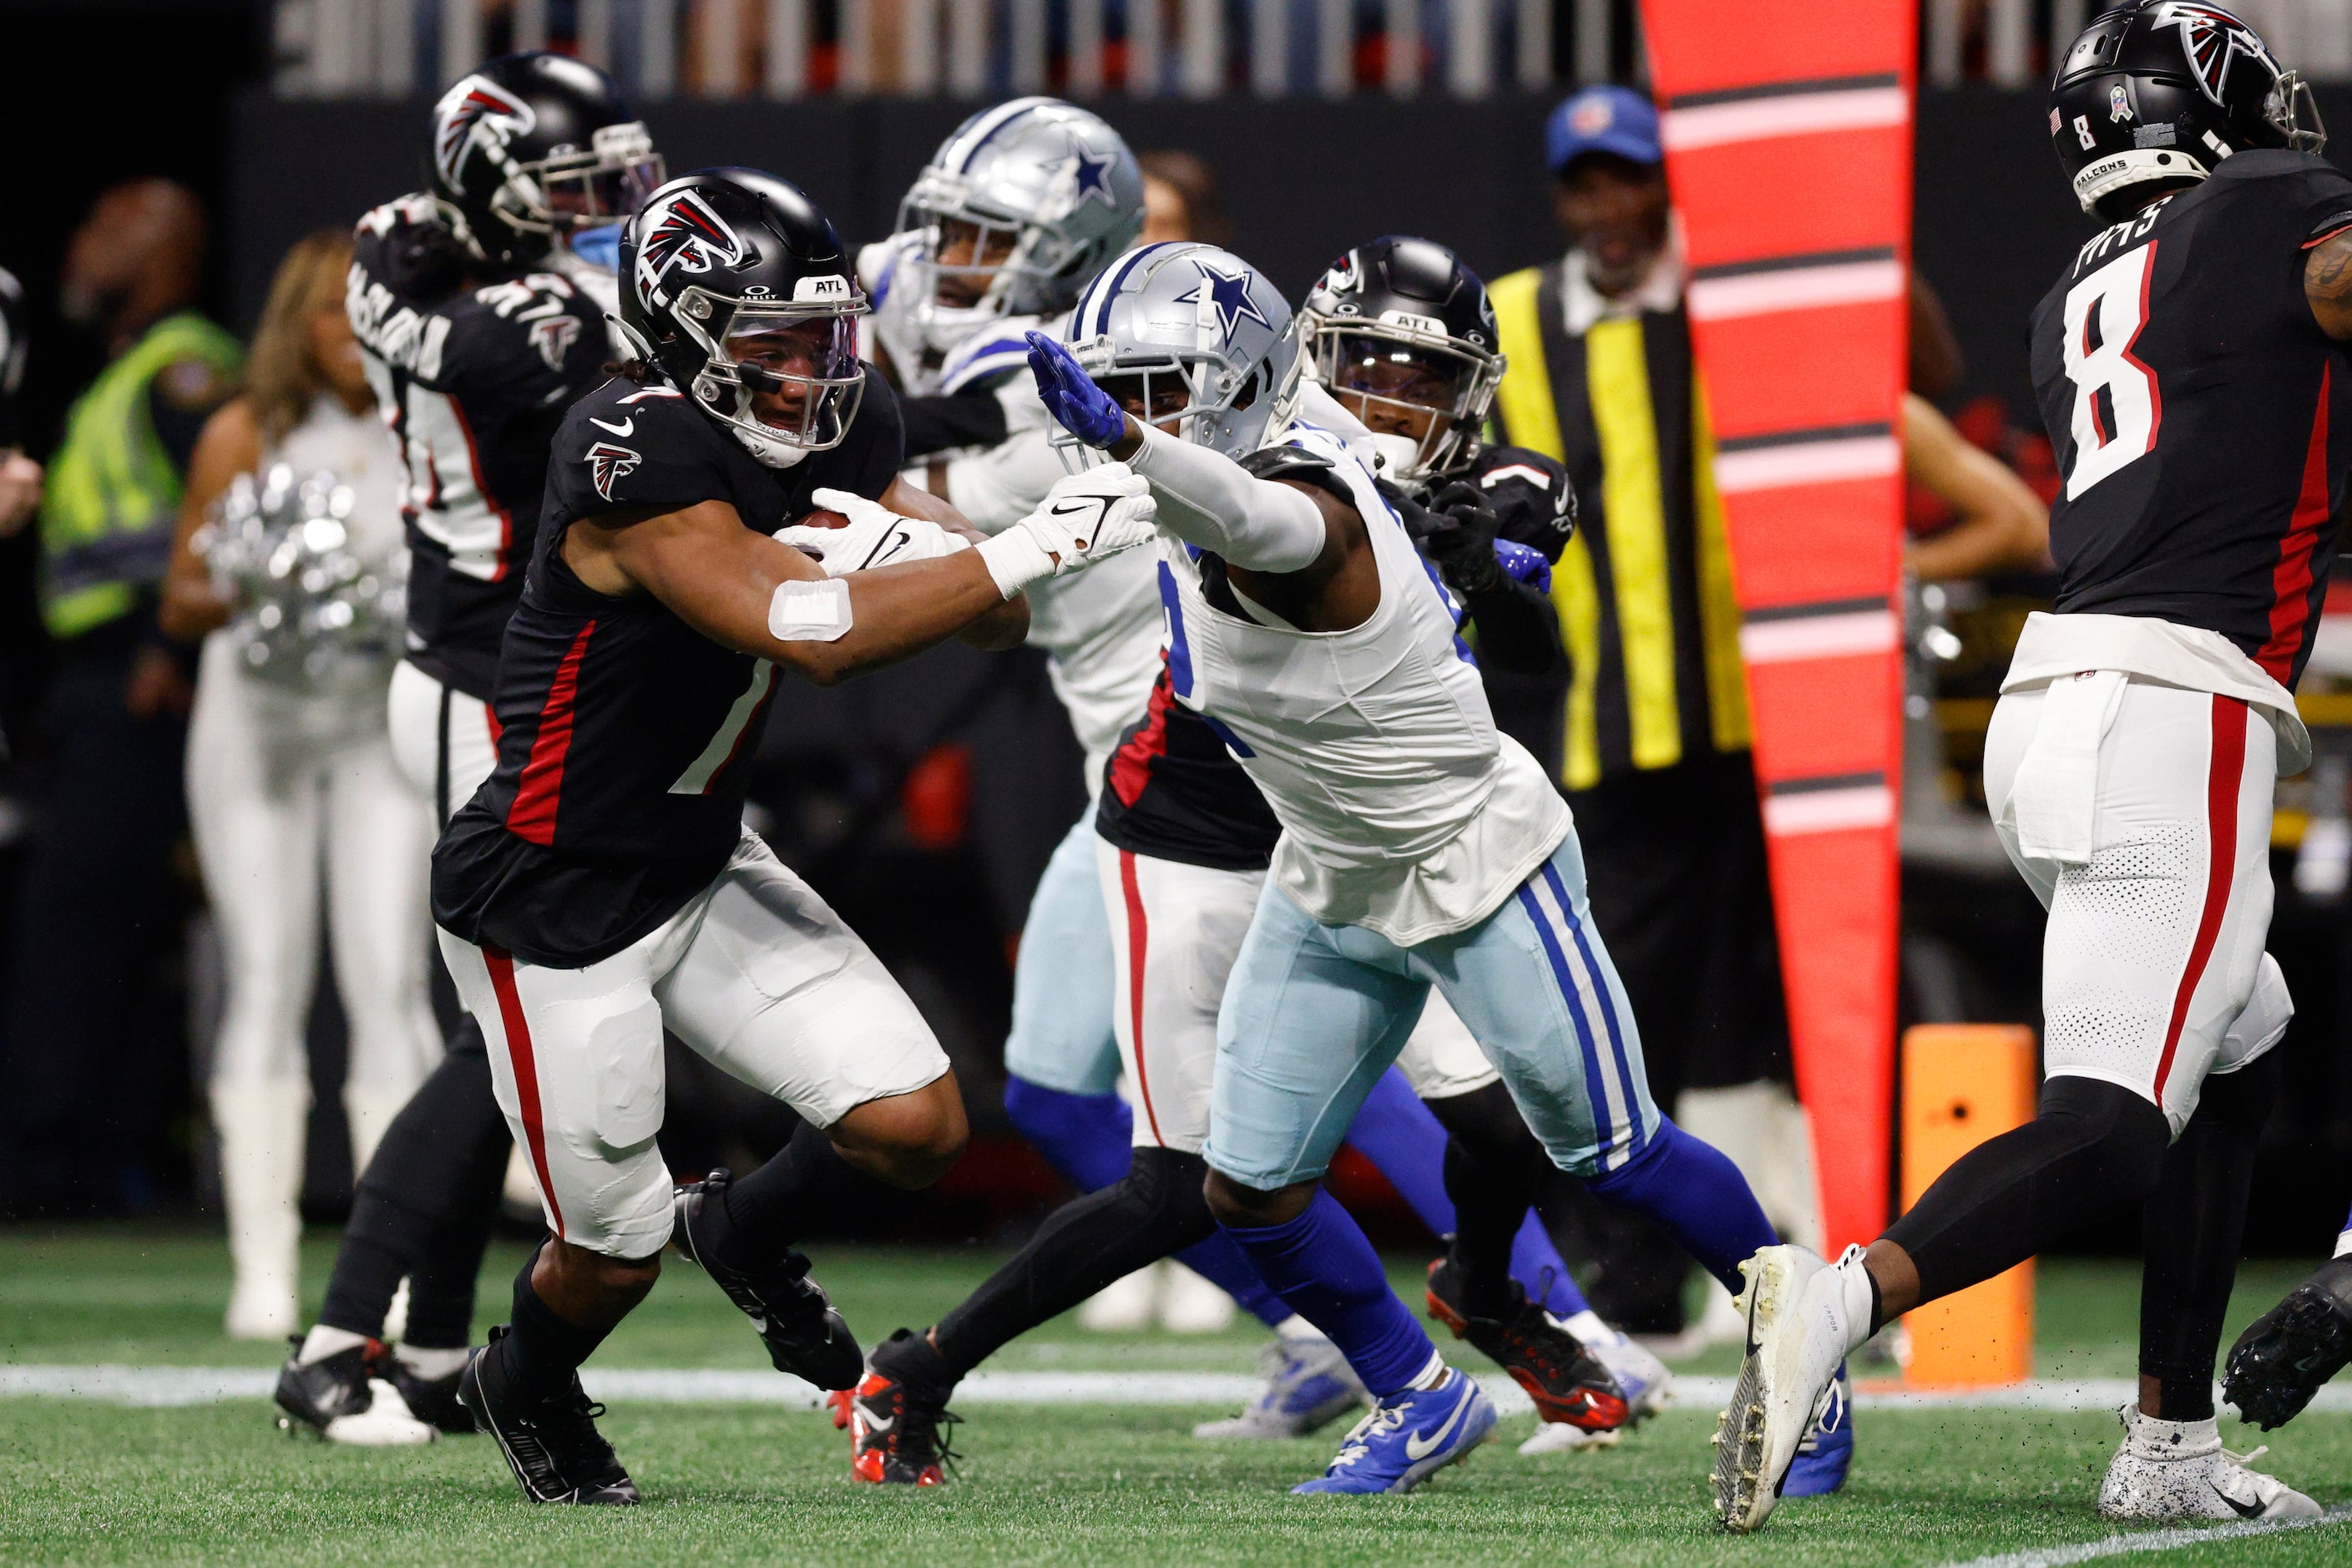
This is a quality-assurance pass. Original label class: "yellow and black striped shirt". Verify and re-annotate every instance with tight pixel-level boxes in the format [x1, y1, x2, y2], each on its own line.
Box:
[1489, 260, 1749, 789]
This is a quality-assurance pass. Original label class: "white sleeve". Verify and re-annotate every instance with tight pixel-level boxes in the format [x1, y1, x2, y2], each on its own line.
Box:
[1125, 424, 1328, 574]
[936, 396, 1067, 534]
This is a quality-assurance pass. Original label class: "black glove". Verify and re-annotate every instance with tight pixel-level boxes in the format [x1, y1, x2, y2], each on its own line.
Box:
[1421, 480, 1505, 594]
[1467, 447, 1576, 561]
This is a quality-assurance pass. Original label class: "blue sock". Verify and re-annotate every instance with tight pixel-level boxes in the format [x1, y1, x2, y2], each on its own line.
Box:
[1172, 1232, 1292, 1328]
[1343, 1069, 1459, 1237]
[1222, 1188, 1436, 1398]
[1510, 1210, 1593, 1319]
[1586, 1118, 1777, 1295]
[1002, 1077, 1132, 1193]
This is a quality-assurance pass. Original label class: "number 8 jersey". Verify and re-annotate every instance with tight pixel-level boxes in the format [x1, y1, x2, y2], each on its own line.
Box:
[2031, 149, 2352, 687]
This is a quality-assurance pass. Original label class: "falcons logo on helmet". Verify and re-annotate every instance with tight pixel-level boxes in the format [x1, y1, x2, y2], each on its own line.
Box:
[2153, 3, 2282, 106]
[432, 76, 536, 195]
[634, 190, 749, 306]
[586, 441, 640, 501]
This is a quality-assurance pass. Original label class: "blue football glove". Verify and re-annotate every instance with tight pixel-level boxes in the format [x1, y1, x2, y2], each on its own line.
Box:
[1025, 330, 1128, 449]
[1493, 538, 1551, 594]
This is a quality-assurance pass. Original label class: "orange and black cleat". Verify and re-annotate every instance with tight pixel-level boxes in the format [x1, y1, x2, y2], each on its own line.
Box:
[846, 1329, 961, 1486]
[1426, 1257, 1631, 1432]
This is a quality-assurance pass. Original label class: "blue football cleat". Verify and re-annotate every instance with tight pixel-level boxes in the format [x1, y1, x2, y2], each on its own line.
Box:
[1780, 1361, 1853, 1497]
[1292, 1368, 1497, 1495]
[1195, 1330, 1368, 1439]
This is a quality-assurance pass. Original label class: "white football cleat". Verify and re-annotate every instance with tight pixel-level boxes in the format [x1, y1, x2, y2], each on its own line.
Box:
[1518, 1419, 1621, 1455]
[1583, 1329, 1672, 1422]
[1713, 1244, 1868, 1534]
[2096, 1404, 2321, 1521]
[1077, 1260, 1163, 1333]
[1193, 1328, 1368, 1439]
[1158, 1262, 1237, 1334]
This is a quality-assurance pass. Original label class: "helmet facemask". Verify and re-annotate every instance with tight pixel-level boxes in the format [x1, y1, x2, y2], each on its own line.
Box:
[2264, 71, 2328, 154]
[673, 286, 868, 467]
[1300, 315, 1500, 488]
[489, 122, 667, 241]
[1048, 333, 1287, 473]
[898, 167, 1097, 356]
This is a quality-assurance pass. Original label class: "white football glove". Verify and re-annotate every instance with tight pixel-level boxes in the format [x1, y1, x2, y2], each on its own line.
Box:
[974, 464, 1158, 598]
[772, 487, 969, 578]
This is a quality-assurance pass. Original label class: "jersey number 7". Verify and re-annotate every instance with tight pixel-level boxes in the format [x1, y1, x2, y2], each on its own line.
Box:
[2061, 241, 2162, 501]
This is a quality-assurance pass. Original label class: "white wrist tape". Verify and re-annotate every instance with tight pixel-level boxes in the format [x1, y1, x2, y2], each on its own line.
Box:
[767, 576, 854, 642]
[974, 529, 1057, 599]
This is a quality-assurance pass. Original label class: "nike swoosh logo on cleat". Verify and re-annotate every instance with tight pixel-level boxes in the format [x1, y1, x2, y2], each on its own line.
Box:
[859, 1409, 894, 1433]
[2213, 1483, 2266, 1520]
[1404, 1388, 1471, 1461]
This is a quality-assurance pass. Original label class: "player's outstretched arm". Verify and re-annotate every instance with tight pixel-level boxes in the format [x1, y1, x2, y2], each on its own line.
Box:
[878, 476, 1028, 649]
[2305, 227, 2352, 340]
[567, 498, 1026, 685]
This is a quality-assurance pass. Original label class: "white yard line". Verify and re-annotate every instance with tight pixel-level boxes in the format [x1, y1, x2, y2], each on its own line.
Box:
[1939, 1504, 2352, 1568]
[5, 1364, 2352, 1423]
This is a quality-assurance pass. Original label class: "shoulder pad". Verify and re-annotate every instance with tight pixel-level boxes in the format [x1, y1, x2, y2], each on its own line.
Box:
[1240, 443, 1355, 508]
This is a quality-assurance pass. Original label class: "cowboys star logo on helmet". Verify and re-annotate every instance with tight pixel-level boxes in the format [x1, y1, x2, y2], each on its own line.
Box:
[1178, 261, 1274, 344]
[2153, 2, 2281, 105]
[634, 189, 750, 304]
[432, 76, 536, 196]
[585, 441, 640, 501]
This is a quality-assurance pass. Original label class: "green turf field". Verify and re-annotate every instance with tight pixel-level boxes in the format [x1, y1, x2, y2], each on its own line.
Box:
[2, 1227, 2349, 1565]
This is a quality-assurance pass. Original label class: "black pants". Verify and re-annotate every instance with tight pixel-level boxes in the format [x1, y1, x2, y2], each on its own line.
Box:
[1550, 749, 1792, 1333]
[0, 637, 189, 1213]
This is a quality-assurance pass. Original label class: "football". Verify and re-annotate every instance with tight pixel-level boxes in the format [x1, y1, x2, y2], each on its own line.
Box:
[796, 507, 852, 530]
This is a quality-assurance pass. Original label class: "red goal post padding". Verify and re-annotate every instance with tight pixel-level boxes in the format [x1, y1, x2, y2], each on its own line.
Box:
[1639, 1, 1916, 1255]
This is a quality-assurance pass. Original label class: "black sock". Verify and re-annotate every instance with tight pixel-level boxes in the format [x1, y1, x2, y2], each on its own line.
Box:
[320, 1031, 509, 1342]
[1426, 1084, 1548, 1320]
[2140, 1052, 2283, 1423]
[498, 1248, 616, 1403]
[710, 1119, 866, 1268]
[1884, 1076, 2169, 1307]
[931, 1147, 1218, 1378]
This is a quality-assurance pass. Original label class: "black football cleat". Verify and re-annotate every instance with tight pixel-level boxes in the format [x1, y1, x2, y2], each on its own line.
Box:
[387, 1354, 477, 1435]
[274, 1335, 377, 1434]
[1426, 1257, 1631, 1433]
[457, 1328, 638, 1505]
[847, 1329, 961, 1486]
[273, 1335, 438, 1446]
[671, 1169, 862, 1391]
[2226, 1256, 2352, 1431]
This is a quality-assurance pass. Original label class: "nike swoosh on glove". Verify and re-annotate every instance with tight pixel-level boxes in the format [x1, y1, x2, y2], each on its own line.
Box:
[1024, 331, 1127, 448]
[774, 488, 969, 576]
[974, 464, 1158, 596]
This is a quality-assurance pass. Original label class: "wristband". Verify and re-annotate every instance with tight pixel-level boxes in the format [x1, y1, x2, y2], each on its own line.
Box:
[974, 529, 1056, 599]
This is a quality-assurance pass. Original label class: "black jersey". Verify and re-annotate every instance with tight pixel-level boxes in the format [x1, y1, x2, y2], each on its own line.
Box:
[2030, 150, 2352, 685]
[349, 195, 610, 701]
[431, 366, 904, 966]
[1095, 659, 1283, 873]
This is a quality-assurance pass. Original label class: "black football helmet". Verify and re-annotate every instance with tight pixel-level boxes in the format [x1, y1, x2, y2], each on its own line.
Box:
[618, 169, 870, 466]
[1288, 236, 1504, 488]
[429, 52, 664, 269]
[2051, 2, 2324, 223]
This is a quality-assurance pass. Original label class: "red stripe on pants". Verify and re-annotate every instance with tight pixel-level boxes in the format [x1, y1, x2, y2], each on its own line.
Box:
[2154, 696, 2248, 1105]
[483, 946, 565, 1239]
[1119, 850, 1164, 1146]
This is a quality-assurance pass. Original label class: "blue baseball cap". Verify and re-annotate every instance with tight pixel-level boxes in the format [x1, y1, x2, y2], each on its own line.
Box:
[1545, 86, 1662, 175]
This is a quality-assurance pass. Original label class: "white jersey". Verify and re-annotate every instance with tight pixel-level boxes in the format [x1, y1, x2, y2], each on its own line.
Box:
[857, 234, 938, 394]
[1156, 409, 1571, 944]
[901, 305, 1162, 787]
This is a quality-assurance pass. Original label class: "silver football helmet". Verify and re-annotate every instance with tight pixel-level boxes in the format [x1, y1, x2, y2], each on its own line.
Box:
[1056, 241, 1300, 462]
[896, 98, 1145, 364]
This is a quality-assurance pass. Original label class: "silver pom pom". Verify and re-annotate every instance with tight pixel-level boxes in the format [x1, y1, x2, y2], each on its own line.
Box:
[195, 463, 405, 691]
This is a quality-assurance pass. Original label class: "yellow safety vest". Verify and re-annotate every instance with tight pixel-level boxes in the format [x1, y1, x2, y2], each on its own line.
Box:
[1488, 264, 1748, 791]
[38, 312, 242, 640]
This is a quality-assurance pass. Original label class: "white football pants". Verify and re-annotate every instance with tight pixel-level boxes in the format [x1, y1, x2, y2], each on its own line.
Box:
[440, 831, 951, 1258]
[1095, 837, 1496, 1155]
[1985, 677, 2291, 1136]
